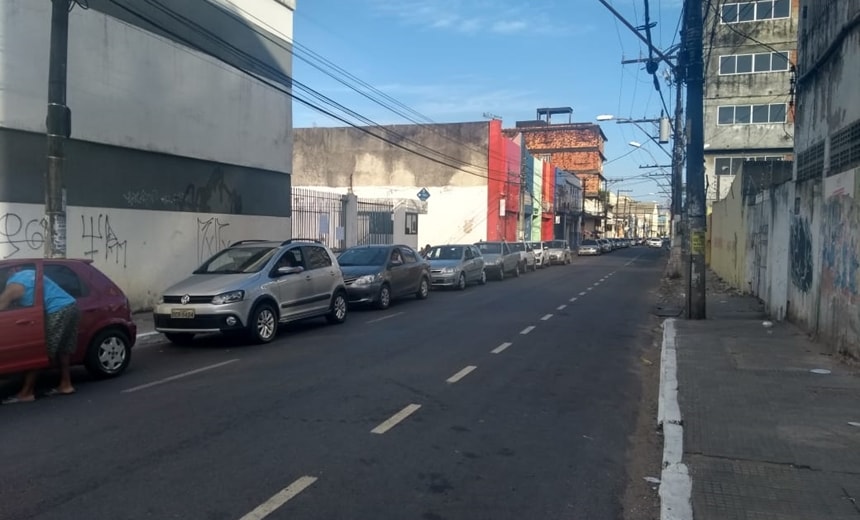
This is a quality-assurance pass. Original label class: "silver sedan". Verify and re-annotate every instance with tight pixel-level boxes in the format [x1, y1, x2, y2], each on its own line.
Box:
[426, 244, 487, 290]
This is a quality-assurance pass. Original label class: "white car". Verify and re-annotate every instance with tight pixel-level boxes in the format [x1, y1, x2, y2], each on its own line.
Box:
[647, 237, 663, 248]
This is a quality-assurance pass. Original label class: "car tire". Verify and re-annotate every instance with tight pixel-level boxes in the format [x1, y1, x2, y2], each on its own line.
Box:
[165, 332, 195, 346]
[85, 328, 132, 378]
[376, 284, 392, 310]
[326, 290, 348, 324]
[416, 277, 430, 299]
[248, 302, 278, 343]
[497, 267, 505, 281]
[513, 263, 520, 277]
[531, 262, 537, 272]
[457, 273, 467, 291]
[478, 269, 487, 285]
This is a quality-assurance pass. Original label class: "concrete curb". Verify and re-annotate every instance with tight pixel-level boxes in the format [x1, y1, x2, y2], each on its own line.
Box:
[658, 318, 693, 520]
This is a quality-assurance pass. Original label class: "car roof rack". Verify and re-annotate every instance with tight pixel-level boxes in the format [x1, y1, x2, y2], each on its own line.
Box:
[229, 240, 273, 246]
[281, 238, 322, 245]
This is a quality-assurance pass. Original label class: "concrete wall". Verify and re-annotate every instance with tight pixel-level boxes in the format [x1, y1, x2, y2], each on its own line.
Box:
[0, 0, 294, 310]
[512, 124, 606, 196]
[531, 156, 543, 240]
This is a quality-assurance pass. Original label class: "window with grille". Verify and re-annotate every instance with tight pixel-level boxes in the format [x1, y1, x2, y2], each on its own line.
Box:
[796, 141, 825, 182]
[717, 104, 787, 125]
[714, 156, 785, 176]
[829, 119, 860, 176]
[721, 0, 790, 23]
[719, 51, 790, 75]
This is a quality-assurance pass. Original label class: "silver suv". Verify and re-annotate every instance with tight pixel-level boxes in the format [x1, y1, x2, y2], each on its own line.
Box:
[154, 239, 348, 345]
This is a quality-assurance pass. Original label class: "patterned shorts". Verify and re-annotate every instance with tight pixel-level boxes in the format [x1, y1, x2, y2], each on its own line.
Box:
[46, 304, 80, 357]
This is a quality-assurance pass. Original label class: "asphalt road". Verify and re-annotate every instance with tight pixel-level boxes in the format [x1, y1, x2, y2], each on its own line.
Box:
[0, 247, 665, 520]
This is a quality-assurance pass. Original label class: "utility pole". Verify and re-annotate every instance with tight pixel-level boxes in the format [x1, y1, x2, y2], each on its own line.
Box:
[683, 0, 707, 319]
[45, 0, 72, 258]
[518, 170, 527, 241]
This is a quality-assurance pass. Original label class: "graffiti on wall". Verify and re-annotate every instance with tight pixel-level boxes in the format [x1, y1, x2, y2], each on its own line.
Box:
[121, 168, 243, 214]
[821, 197, 860, 296]
[81, 214, 128, 268]
[197, 217, 231, 262]
[0, 213, 46, 258]
[789, 216, 813, 293]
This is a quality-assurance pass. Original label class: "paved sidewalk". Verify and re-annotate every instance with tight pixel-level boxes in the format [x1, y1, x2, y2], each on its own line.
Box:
[132, 311, 161, 343]
[667, 290, 860, 519]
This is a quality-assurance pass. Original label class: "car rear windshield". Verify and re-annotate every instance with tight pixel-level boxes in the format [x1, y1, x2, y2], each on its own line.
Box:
[548, 240, 566, 248]
[338, 247, 389, 266]
[194, 247, 277, 274]
[476, 243, 501, 254]
[426, 246, 463, 260]
[508, 243, 525, 252]
[581, 240, 598, 245]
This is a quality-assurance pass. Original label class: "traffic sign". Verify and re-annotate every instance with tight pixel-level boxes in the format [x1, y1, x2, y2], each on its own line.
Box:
[417, 188, 431, 201]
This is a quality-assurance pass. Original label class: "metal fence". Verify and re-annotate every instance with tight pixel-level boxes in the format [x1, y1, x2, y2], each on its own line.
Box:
[356, 199, 394, 246]
[291, 188, 346, 251]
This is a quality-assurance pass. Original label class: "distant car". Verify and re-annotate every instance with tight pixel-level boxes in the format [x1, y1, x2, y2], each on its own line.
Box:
[545, 240, 572, 265]
[647, 237, 663, 248]
[508, 241, 537, 272]
[598, 239, 613, 253]
[577, 239, 601, 256]
[338, 244, 430, 309]
[425, 244, 487, 289]
[528, 241, 548, 268]
[0, 258, 137, 379]
[474, 241, 521, 280]
[155, 239, 349, 345]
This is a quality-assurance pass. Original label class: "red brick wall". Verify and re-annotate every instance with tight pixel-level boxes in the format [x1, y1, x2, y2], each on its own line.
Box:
[518, 125, 605, 196]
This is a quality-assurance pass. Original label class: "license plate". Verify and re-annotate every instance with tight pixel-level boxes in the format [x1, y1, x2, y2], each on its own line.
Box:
[171, 308, 195, 319]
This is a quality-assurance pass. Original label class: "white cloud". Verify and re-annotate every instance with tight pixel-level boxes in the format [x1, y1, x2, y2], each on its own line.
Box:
[367, 0, 548, 35]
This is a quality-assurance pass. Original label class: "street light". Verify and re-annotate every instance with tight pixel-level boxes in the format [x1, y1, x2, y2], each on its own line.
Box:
[595, 114, 672, 147]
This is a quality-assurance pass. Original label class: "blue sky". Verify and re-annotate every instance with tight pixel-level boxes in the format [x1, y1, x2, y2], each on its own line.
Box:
[292, 0, 683, 204]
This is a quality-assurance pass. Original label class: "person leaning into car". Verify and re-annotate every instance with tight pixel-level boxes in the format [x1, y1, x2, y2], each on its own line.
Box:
[0, 267, 81, 404]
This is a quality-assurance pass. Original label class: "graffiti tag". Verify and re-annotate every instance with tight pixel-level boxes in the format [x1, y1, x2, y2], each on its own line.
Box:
[0, 214, 46, 259]
[789, 217, 813, 293]
[81, 214, 128, 268]
[197, 217, 230, 262]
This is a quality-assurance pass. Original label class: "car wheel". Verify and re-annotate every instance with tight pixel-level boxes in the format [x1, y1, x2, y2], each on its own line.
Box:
[513, 263, 520, 277]
[456, 273, 467, 291]
[165, 332, 195, 346]
[416, 277, 430, 299]
[497, 267, 505, 281]
[479, 269, 487, 285]
[566, 255, 571, 265]
[326, 290, 348, 324]
[531, 262, 537, 272]
[85, 328, 132, 378]
[248, 303, 278, 343]
[376, 284, 392, 310]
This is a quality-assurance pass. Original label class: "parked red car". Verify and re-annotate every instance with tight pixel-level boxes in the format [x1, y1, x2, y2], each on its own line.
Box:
[0, 259, 136, 378]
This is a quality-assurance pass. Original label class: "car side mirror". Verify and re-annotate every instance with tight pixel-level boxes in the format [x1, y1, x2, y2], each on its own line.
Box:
[277, 266, 303, 275]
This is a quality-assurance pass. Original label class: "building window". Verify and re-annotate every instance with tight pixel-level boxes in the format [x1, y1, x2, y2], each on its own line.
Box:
[719, 51, 789, 75]
[536, 154, 552, 162]
[404, 212, 418, 235]
[714, 156, 785, 175]
[721, 0, 790, 24]
[717, 104, 787, 125]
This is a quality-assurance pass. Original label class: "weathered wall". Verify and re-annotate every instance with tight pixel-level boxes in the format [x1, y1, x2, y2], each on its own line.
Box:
[512, 124, 606, 196]
[0, 203, 287, 311]
[709, 174, 748, 289]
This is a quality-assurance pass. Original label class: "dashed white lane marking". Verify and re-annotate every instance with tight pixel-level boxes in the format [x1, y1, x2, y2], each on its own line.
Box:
[593, 282, 600, 286]
[569, 297, 578, 302]
[541, 314, 553, 321]
[238, 476, 318, 520]
[136, 331, 160, 339]
[446, 365, 477, 384]
[520, 326, 536, 335]
[122, 359, 239, 393]
[587, 287, 594, 291]
[491, 342, 512, 354]
[366, 311, 405, 324]
[579, 291, 587, 296]
[557, 304, 567, 311]
[371, 404, 422, 434]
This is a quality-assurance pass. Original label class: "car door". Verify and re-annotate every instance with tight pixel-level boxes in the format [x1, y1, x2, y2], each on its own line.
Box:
[271, 248, 315, 319]
[471, 246, 486, 278]
[44, 262, 93, 362]
[399, 247, 422, 293]
[462, 247, 476, 282]
[301, 245, 337, 313]
[0, 262, 48, 374]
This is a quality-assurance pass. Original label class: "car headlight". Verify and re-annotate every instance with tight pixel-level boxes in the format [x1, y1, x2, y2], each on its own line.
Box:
[211, 290, 245, 305]
[495, 258, 503, 264]
[441, 266, 456, 274]
[354, 274, 380, 286]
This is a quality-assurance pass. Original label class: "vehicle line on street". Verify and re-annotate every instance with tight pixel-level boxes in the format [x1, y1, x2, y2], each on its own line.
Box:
[520, 326, 536, 335]
[541, 314, 553, 321]
[121, 359, 240, 393]
[579, 291, 587, 296]
[238, 475, 318, 520]
[365, 311, 406, 324]
[569, 297, 578, 302]
[491, 342, 512, 354]
[371, 403, 422, 434]
[557, 304, 567, 311]
[446, 365, 477, 384]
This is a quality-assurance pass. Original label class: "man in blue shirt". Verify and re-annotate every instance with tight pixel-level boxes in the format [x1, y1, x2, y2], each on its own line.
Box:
[0, 267, 80, 404]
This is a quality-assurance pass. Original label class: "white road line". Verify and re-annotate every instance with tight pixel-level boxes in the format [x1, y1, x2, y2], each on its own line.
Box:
[520, 326, 536, 335]
[371, 404, 422, 434]
[587, 287, 594, 291]
[238, 476, 318, 520]
[491, 342, 512, 354]
[136, 331, 160, 339]
[122, 359, 239, 393]
[579, 291, 587, 296]
[446, 365, 477, 384]
[541, 314, 553, 321]
[557, 304, 567, 310]
[593, 282, 600, 286]
[366, 311, 405, 324]
[569, 297, 578, 302]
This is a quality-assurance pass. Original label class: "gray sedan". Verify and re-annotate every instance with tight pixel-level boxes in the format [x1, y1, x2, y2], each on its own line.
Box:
[426, 244, 487, 290]
[475, 241, 521, 280]
[338, 244, 431, 309]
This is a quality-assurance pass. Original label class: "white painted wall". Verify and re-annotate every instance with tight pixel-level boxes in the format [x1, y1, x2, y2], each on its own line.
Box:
[295, 186, 490, 247]
[0, 203, 289, 311]
[0, 0, 292, 173]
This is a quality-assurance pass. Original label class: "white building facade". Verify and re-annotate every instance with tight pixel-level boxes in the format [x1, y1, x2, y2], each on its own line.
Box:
[0, 0, 295, 310]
